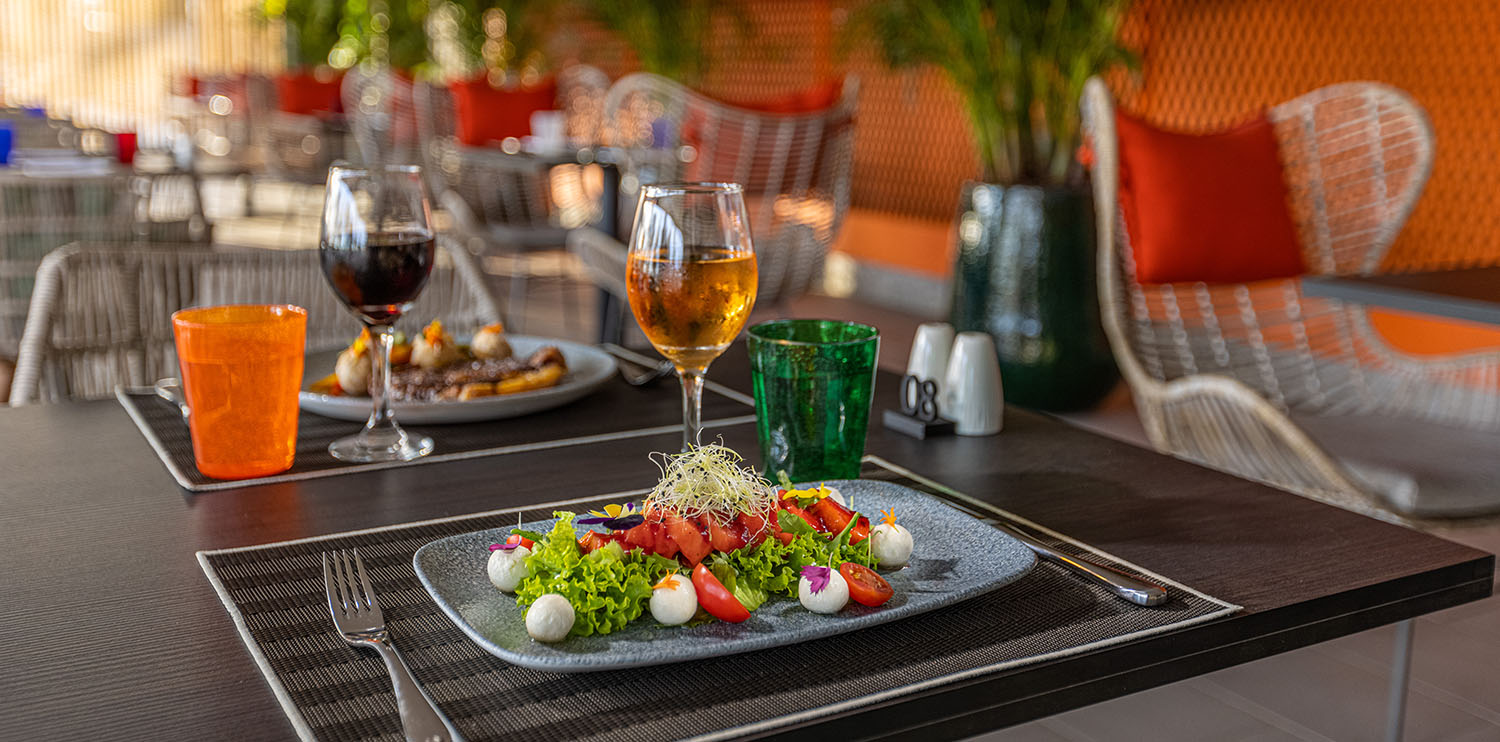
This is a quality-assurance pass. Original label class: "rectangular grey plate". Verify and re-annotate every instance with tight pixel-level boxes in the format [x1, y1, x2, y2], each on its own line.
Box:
[412, 479, 1037, 672]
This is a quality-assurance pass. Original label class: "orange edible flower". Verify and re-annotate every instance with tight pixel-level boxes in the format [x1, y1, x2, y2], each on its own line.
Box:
[880, 508, 897, 528]
[653, 573, 680, 591]
[480, 322, 505, 334]
[422, 320, 447, 345]
[350, 328, 371, 355]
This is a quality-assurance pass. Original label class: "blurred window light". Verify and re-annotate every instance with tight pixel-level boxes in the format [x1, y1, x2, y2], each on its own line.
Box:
[208, 95, 233, 116]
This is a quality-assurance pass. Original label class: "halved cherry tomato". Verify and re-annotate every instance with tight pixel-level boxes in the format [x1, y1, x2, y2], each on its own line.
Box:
[578, 531, 611, 553]
[504, 534, 535, 550]
[691, 563, 750, 622]
[839, 562, 894, 607]
[775, 532, 796, 546]
[736, 511, 769, 546]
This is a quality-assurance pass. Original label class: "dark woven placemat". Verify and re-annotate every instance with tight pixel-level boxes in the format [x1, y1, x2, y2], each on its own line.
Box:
[199, 457, 1239, 742]
[117, 379, 754, 492]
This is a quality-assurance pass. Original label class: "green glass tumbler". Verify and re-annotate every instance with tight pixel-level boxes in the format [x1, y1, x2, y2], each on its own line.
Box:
[747, 319, 880, 482]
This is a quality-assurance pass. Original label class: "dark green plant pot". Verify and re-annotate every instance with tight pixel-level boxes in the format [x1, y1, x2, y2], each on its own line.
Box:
[949, 182, 1118, 411]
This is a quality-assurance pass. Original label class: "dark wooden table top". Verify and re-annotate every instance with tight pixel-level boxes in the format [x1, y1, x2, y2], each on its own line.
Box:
[1302, 267, 1500, 325]
[2, 345, 1492, 741]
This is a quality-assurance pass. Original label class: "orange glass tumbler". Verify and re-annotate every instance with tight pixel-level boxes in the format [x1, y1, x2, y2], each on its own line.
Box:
[172, 305, 307, 479]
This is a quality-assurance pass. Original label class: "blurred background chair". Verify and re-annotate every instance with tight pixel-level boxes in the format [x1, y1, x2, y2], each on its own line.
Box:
[247, 74, 349, 217]
[343, 65, 419, 170]
[166, 74, 260, 217]
[1082, 76, 1500, 520]
[413, 66, 609, 332]
[10, 236, 499, 405]
[569, 72, 858, 345]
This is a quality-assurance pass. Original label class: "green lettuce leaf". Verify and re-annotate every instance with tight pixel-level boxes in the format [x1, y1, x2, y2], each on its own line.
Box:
[514, 512, 678, 637]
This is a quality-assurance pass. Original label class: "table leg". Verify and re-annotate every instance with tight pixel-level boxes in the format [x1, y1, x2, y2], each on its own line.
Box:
[1384, 618, 1415, 742]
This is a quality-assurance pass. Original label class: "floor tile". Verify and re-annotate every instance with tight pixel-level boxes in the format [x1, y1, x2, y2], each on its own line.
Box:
[1036, 681, 1280, 742]
[1201, 644, 1496, 742]
[964, 720, 1076, 742]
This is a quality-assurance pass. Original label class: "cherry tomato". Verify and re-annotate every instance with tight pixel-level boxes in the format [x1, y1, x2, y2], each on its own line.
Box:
[691, 563, 750, 623]
[839, 562, 894, 607]
[505, 534, 535, 550]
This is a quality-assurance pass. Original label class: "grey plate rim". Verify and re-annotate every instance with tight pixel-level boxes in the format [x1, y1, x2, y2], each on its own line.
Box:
[297, 335, 617, 424]
[412, 480, 1038, 673]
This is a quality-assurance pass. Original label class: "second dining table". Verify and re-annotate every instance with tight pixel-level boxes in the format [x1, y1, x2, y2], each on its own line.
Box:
[1, 339, 1492, 741]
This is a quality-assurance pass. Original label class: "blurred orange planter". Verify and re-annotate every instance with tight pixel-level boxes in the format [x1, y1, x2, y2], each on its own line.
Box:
[172, 305, 307, 479]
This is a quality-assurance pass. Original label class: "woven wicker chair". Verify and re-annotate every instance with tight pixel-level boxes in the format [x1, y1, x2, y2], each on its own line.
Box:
[10, 236, 499, 405]
[568, 73, 858, 337]
[1082, 77, 1500, 520]
[343, 66, 420, 170]
[247, 75, 349, 190]
[413, 67, 610, 330]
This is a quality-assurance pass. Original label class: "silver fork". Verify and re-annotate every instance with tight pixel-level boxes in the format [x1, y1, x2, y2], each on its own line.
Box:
[323, 549, 464, 742]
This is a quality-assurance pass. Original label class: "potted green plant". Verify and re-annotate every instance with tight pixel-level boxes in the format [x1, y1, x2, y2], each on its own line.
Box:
[850, 0, 1136, 411]
[259, 0, 351, 114]
[579, 0, 750, 86]
[440, 0, 556, 80]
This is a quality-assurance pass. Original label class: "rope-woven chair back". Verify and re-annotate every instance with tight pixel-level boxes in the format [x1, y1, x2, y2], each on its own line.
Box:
[11, 238, 500, 404]
[412, 80, 564, 237]
[343, 66, 420, 170]
[0, 174, 139, 358]
[1084, 80, 1440, 415]
[248, 75, 344, 186]
[601, 73, 858, 306]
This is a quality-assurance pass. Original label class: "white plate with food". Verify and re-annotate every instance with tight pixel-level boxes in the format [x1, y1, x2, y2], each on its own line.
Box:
[299, 321, 617, 424]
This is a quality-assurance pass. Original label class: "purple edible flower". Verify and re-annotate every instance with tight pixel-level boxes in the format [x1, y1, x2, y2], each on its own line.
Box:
[488, 542, 520, 552]
[801, 565, 831, 594]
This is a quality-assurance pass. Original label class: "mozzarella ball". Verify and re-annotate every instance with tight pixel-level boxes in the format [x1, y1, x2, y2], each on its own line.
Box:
[334, 346, 371, 396]
[525, 593, 575, 642]
[870, 523, 914, 568]
[472, 324, 513, 360]
[649, 574, 697, 625]
[486, 545, 531, 592]
[411, 328, 462, 370]
[798, 570, 849, 614]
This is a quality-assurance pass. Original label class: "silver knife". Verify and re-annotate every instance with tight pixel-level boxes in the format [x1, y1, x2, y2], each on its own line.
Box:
[992, 521, 1169, 606]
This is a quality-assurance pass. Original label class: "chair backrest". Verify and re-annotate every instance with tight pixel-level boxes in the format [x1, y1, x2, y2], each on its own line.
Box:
[248, 75, 346, 185]
[1082, 77, 1435, 411]
[600, 73, 859, 306]
[11, 237, 500, 404]
[0, 173, 141, 359]
[343, 66, 420, 170]
[411, 78, 576, 243]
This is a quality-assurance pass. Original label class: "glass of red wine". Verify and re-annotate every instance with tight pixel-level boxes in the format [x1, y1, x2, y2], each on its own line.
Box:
[319, 164, 436, 462]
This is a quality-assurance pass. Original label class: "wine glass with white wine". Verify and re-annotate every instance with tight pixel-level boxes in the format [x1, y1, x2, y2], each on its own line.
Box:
[625, 182, 757, 450]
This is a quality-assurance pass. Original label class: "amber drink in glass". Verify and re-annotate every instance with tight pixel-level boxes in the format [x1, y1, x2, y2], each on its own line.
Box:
[626, 183, 757, 449]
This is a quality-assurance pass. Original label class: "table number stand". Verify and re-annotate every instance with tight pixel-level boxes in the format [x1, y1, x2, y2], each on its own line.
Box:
[883, 375, 954, 439]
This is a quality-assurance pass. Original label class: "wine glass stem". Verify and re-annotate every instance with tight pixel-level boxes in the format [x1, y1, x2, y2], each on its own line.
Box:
[365, 323, 398, 435]
[678, 367, 705, 451]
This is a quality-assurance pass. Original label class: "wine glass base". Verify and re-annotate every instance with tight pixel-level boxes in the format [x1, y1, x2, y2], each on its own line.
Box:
[327, 431, 434, 462]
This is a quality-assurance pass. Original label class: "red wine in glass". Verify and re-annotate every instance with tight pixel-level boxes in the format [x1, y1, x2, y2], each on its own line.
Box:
[319, 230, 436, 325]
[319, 165, 436, 463]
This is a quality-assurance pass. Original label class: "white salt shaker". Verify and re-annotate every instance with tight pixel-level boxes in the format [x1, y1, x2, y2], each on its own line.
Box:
[906, 322, 955, 383]
[941, 332, 1004, 435]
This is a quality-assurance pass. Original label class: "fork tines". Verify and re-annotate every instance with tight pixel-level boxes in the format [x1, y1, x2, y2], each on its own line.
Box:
[323, 548, 379, 619]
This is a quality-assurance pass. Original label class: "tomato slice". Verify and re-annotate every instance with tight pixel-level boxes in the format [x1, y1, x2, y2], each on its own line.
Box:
[839, 562, 894, 607]
[665, 513, 712, 566]
[649, 522, 680, 559]
[705, 514, 747, 553]
[782, 502, 825, 532]
[691, 563, 750, 622]
[621, 524, 654, 552]
[735, 511, 768, 546]
[504, 534, 535, 550]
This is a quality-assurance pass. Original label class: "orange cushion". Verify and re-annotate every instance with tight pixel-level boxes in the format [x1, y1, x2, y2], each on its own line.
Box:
[449, 77, 558, 147]
[1115, 108, 1307, 284]
[274, 72, 343, 115]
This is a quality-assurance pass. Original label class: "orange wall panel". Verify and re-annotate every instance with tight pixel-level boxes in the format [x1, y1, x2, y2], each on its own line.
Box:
[1126, 0, 1500, 272]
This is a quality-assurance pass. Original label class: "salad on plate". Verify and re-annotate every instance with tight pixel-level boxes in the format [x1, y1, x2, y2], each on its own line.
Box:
[484, 444, 918, 642]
